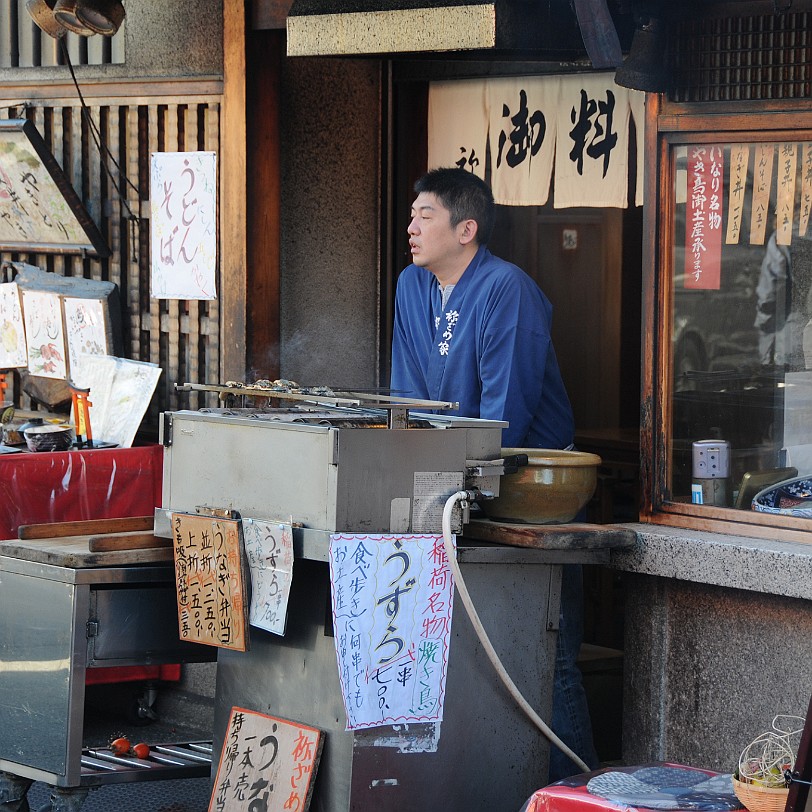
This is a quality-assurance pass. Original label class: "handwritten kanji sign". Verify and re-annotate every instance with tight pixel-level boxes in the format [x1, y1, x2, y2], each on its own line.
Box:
[684, 144, 724, 290]
[209, 707, 323, 812]
[428, 73, 643, 208]
[242, 518, 294, 636]
[328, 533, 455, 731]
[171, 512, 248, 651]
[0, 119, 109, 256]
[150, 151, 217, 300]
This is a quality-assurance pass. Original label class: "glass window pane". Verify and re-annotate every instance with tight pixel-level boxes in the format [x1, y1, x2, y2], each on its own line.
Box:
[670, 141, 812, 512]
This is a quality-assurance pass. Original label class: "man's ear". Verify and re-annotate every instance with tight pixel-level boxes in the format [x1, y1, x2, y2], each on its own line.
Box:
[459, 218, 479, 245]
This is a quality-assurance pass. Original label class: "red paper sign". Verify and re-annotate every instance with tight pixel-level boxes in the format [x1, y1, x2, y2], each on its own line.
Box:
[685, 145, 724, 290]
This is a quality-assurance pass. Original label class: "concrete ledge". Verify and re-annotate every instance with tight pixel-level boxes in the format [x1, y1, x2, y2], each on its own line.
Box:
[609, 523, 812, 601]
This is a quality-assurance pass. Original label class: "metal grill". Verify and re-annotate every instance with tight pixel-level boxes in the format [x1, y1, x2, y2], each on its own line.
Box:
[671, 12, 812, 102]
[80, 741, 213, 786]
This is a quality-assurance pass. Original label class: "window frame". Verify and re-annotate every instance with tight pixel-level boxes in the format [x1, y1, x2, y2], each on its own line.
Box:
[641, 97, 812, 542]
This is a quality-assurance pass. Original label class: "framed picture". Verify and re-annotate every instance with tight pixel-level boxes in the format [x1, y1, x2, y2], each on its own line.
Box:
[0, 119, 109, 257]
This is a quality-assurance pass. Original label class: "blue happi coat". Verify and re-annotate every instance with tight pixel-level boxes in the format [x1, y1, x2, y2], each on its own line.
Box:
[391, 244, 574, 449]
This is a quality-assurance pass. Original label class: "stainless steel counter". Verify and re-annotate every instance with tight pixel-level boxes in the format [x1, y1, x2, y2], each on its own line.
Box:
[0, 548, 213, 788]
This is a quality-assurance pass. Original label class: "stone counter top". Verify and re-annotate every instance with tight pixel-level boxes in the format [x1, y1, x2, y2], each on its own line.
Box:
[610, 523, 812, 601]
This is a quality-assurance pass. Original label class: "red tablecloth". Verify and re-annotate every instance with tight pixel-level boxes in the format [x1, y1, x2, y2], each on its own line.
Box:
[0, 443, 162, 541]
[0, 443, 175, 685]
[521, 764, 740, 812]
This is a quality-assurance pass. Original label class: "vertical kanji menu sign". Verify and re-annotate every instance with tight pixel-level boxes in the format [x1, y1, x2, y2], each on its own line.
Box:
[172, 512, 248, 652]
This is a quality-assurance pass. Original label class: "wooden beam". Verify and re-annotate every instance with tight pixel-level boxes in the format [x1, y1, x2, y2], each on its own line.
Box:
[252, 0, 295, 29]
[0, 76, 223, 102]
[221, 1, 248, 382]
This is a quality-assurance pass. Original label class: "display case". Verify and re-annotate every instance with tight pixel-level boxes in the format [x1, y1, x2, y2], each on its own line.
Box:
[644, 101, 812, 540]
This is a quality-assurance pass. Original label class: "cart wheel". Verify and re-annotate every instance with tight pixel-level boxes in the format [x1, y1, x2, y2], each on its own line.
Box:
[0, 772, 32, 812]
[127, 682, 159, 726]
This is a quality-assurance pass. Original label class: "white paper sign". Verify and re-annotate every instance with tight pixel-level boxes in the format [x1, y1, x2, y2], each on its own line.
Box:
[79, 355, 161, 447]
[150, 151, 217, 300]
[0, 282, 27, 368]
[63, 297, 108, 389]
[242, 518, 294, 636]
[22, 289, 67, 378]
[329, 533, 455, 731]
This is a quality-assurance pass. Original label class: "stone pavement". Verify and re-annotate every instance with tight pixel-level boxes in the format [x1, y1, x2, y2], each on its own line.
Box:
[26, 776, 213, 812]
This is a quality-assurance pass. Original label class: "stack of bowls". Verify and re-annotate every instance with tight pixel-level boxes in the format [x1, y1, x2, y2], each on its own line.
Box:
[23, 424, 74, 452]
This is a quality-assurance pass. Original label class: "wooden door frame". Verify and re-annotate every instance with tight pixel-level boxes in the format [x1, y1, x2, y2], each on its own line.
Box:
[222, 1, 282, 383]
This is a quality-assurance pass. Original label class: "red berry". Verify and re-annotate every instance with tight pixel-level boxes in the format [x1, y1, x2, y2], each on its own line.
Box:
[110, 737, 131, 755]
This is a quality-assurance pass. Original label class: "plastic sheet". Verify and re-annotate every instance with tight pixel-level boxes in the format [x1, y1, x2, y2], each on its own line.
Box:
[522, 764, 742, 812]
[0, 444, 163, 541]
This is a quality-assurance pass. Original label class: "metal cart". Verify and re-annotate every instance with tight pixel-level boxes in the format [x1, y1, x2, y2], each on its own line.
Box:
[155, 400, 636, 811]
[0, 539, 216, 812]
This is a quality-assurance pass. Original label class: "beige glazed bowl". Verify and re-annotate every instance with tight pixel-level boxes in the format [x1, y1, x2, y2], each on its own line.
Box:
[480, 448, 602, 524]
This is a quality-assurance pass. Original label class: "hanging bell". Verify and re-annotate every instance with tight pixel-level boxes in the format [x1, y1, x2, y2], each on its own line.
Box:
[75, 0, 125, 36]
[614, 15, 671, 92]
[26, 0, 66, 39]
[52, 0, 97, 36]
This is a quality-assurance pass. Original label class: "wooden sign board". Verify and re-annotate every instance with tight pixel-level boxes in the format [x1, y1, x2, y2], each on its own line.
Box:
[0, 119, 109, 256]
[210, 707, 323, 812]
[171, 512, 249, 652]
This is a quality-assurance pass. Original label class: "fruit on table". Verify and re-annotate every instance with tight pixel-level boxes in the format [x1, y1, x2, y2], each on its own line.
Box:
[109, 736, 131, 755]
[132, 742, 150, 759]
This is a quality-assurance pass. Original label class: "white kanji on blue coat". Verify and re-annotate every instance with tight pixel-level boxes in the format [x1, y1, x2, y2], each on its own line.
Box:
[438, 310, 459, 356]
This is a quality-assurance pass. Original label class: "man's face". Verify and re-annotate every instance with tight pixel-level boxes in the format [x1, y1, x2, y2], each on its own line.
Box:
[407, 191, 468, 274]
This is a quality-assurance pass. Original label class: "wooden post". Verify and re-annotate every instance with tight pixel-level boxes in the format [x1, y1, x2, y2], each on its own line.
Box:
[246, 29, 282, 380]
[221, 1, 249, 383]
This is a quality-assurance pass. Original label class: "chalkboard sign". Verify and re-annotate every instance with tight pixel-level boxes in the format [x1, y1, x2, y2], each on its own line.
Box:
[0, 119, 109, 257]
[788, 694, 812, 812]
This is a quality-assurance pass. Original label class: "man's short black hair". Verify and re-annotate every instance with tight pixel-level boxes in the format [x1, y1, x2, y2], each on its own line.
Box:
[414, 167, 495, 245]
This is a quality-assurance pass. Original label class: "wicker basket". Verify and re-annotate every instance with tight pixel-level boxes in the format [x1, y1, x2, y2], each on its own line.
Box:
[732, 777, 790, 812]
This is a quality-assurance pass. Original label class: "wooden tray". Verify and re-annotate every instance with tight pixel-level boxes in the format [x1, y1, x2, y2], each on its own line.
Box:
[463, 518, 638, 550]
[1, 518, 173, 568]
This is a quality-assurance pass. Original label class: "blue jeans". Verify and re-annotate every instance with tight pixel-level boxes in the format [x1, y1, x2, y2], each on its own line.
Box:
[547, 563, 600, 782]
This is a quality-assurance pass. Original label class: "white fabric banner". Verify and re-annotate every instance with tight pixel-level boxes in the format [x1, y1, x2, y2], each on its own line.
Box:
[630, 87, 646, 206]
[427, 73, 644, 208]
[487, 76, 557, 206]
[554, 73, 633, 209]
[427, 80, 488, 178]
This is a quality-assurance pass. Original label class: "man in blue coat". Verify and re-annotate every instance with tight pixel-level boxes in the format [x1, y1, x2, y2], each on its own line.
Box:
[391, 166, 599, 780]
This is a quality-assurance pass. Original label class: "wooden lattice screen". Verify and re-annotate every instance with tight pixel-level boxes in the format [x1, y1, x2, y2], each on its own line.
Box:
[0, 93, 222, 430]
[671, 11, 812, 102]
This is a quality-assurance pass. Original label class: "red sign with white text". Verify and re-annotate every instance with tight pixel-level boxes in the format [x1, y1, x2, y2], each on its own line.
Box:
[684, 145, 724, 290]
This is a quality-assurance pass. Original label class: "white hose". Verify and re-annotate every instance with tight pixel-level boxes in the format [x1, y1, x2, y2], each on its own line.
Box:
[442, 490, 590, 774]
